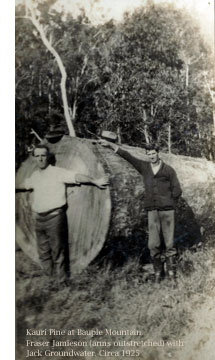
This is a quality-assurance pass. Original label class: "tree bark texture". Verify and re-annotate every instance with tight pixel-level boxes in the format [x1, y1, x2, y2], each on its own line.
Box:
[16, 136, 146, 273]
[16, 137, 215, 272]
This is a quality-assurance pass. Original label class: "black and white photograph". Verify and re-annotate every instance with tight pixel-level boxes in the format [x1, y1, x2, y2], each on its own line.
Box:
[15, 0, 215, 359]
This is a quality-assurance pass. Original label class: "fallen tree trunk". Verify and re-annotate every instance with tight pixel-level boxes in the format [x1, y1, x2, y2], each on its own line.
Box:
[16, 136, 146, 272]
[16, 136, 215, 272]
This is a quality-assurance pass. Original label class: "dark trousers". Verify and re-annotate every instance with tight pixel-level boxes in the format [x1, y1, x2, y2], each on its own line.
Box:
[35, 208, 68, 284]
[148, 209, 177, 259]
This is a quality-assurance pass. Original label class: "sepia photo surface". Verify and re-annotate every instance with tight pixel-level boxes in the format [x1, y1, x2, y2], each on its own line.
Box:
[15, 1, 215, 359]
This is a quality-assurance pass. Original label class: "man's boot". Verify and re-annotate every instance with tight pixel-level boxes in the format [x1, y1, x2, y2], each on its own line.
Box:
[152, 258, 164, 284]
[166, 256, 177, 280]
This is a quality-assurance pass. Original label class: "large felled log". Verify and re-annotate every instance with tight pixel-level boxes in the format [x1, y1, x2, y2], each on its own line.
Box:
[16, 136, 145, 273]
[16, 136, 215, 272]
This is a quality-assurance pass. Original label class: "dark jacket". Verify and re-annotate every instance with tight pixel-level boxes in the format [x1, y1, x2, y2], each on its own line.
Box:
[117, 148, 182, 210]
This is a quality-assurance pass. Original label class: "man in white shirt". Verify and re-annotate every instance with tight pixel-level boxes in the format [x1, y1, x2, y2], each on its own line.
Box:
[16, 144, 109, 287]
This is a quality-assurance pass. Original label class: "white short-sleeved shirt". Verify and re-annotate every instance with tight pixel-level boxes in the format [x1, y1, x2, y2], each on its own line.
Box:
[24, 165, 78, 213]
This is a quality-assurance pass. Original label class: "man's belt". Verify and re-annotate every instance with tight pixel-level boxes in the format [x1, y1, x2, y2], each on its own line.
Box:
[36, 206, 65, 221]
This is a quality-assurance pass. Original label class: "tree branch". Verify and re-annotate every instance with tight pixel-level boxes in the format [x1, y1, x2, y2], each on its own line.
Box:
[30, 128, 43, 142]
[24, 0, 76, 137]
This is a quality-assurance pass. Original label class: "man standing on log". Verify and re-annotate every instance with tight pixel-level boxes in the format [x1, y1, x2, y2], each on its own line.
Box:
[16, 144, 109, 288]
[99, 140, 182, 283]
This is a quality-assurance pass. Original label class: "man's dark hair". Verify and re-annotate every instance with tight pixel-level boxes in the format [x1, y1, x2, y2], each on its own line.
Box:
[145, 143, 159, 152]
[32, 144, 50, 157]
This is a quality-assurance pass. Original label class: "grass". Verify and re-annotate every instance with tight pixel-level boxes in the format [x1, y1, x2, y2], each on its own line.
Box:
[16, 237, 215, 360]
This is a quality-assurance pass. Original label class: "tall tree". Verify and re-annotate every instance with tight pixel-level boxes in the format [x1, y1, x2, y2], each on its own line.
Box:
[16, 0, 76, 136]
[92, 3, 213, 156]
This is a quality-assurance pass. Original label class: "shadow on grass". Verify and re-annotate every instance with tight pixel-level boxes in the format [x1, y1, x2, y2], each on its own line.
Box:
[92, 196, 202, 270]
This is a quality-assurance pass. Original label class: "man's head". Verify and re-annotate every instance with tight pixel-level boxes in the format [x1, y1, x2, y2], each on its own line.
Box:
[33, 145, 49, 170]
[145, 143, 160, 164]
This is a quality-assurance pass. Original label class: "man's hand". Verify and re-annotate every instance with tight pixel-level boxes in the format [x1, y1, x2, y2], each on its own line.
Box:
[98, 140, 118, 152]
[93, 175, 110, 189]
[98, 139, 111, 147]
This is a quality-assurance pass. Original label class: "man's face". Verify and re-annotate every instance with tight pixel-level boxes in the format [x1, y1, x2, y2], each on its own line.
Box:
[34, 148, 49, 169]
[146, 149, 159, 164]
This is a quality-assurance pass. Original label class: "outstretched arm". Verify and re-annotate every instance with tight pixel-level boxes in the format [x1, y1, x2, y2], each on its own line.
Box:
[75, 174, 109, 189]
[99, 140, 146, 174]
[98, 140, 119, 152]
[15, 180, 32, 191]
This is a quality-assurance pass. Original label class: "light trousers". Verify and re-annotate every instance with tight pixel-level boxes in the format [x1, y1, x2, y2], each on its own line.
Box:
[148, 209, 177, 259]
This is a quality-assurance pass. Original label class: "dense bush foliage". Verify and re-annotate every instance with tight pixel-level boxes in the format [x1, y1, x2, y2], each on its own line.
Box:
[15, 1, 214, 167]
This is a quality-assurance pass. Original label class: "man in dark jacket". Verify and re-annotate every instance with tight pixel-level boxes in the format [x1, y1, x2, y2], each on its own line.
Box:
[99, 141, 182, 282]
